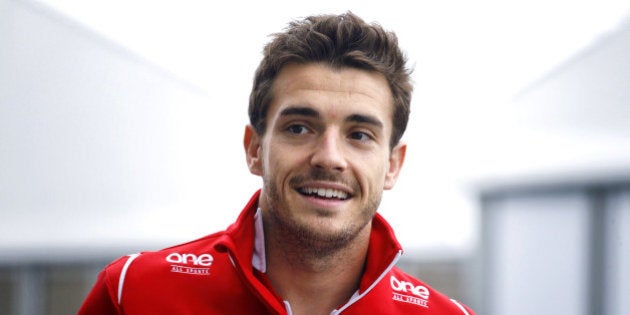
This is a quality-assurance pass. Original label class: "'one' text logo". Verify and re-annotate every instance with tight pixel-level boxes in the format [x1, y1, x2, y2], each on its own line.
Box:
[166, 252, 213, 275]
[390, 275, 429, 308]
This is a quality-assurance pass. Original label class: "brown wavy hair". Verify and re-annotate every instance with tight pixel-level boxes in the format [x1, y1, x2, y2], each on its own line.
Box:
[248, 12, 413, 149]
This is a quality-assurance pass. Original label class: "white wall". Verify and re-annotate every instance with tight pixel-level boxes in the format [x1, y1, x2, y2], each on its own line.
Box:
[476, 16, 630, 179]
[605, 191, 630, 315]
[486, 192, 591, 315]
[0, 0, 257, 261]
[476, 15, 630, 315]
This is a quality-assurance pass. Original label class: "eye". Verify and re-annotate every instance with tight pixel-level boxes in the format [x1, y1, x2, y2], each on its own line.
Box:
[286, 124, 309, 135]
[349, 131, 373, 142]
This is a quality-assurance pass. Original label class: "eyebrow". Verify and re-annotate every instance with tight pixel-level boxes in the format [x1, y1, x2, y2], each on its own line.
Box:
[279, 106, 384, 129]
[346, 114, 383, 129]
[279, 106, 320, 118]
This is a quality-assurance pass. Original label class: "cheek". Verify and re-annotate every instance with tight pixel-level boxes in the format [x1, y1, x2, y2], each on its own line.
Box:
[356, 157, 388, 188]
[263, 150, 291, 183]
[261, 142, 278, 174]
[373, 156, 392, 186]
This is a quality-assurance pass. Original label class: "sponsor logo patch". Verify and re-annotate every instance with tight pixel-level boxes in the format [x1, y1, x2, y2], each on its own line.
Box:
[166, 252, 213, 275]
[390, 275, 429, 308]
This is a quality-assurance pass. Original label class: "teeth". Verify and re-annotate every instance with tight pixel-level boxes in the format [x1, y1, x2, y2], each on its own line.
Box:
[302, 187, 348, 200]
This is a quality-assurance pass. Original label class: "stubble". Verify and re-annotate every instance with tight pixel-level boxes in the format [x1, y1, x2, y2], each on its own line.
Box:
[262, 168, 381, 260]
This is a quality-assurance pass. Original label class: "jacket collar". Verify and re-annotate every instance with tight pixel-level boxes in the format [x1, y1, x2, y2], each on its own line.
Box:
[216, 190, 404, 294]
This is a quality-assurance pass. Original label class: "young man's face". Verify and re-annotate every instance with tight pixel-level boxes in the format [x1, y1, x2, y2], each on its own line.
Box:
[245, 63, 406, 250]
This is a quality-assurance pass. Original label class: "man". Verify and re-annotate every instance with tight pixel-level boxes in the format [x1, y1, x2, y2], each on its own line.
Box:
[79, 12, 475, 314]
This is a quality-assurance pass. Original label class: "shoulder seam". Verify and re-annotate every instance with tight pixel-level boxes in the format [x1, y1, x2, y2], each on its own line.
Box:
[117, 253, 141, 305]
[450, 299, 471, 315]
[334, 250, 403, 313]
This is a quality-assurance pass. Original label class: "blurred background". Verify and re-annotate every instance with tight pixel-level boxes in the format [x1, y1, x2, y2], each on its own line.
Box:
[1, 0, 629, 314]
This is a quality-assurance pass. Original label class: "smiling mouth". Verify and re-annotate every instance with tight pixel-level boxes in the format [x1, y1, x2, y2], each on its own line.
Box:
[298, 187, 350, 200]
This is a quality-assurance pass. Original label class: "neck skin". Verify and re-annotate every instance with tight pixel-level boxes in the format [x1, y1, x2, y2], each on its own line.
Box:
[261, 212, 371, 315]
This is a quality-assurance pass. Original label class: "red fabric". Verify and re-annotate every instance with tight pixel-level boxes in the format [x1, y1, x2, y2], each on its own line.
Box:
[78, 191, 475, 314]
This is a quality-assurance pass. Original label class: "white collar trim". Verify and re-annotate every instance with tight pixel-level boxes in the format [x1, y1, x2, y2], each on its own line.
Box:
[252, 208, 266, 272]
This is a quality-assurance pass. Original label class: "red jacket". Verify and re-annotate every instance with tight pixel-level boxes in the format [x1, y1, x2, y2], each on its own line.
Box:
[79, 191, 475, 314]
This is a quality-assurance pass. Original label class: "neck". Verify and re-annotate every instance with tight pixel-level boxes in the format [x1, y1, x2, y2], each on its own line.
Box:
[262, 214, 371, 315]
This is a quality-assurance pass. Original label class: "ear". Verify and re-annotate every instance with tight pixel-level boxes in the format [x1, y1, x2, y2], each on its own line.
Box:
[384, 143, 406, 190]
[244, 125, 263, 176]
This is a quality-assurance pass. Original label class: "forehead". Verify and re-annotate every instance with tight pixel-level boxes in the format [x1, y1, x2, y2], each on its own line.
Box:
[269, 63, 393, 119]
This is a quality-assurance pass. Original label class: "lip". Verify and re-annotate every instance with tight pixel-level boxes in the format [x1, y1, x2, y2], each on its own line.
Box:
[298, 192, 350, 209]
[293, 181, 354, 208]
[295, 181, 353, 195]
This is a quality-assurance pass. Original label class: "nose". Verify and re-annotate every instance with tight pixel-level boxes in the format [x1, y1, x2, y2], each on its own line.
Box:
[310, 130, 348, 172]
